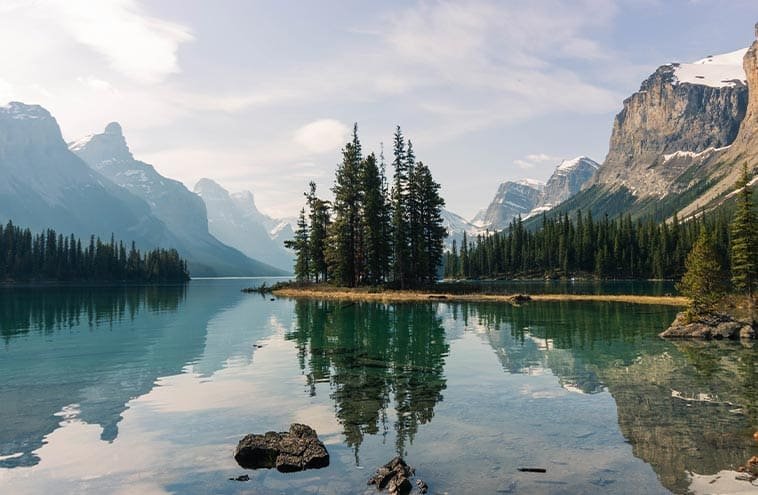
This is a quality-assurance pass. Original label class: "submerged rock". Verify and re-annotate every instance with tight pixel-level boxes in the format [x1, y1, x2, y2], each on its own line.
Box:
[660, 312, 755, 340]
[368, 457, 427, 495]
[234, 423, 329, 473]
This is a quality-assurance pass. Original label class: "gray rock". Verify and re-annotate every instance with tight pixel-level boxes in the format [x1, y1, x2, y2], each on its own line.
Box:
[660, 312, 756, 340]
[368, 457, 426, 495]
[234, 423, 329, 473]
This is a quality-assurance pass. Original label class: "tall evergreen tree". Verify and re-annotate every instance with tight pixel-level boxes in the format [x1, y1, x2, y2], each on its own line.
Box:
[390, 126, 410, 288]
[306, 181, 330, 282]
[361, 153, 391, 285]
[285, 208, 310, 282]
[410, 162, 447, 285]
[730, 163, 757, 311]
[328, 125, 364, 286]
[677, 229, 727, 317]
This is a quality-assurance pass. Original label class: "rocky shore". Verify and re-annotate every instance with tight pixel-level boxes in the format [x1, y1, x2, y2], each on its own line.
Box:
[660, 312, 756, 340]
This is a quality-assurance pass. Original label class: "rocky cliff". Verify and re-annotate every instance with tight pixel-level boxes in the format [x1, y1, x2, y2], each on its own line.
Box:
[472, 156, 598, 232]
[592, 49, 748, 198]
[472, 179, 544, 231]
[544, 33, 757, 224]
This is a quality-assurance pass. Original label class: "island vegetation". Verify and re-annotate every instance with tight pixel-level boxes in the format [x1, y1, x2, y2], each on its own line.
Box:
[285, 125, 447, 289]
[0, 220, 190, 283]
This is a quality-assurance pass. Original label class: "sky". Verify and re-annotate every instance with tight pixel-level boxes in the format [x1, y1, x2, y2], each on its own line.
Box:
[1, 0, 756, 220]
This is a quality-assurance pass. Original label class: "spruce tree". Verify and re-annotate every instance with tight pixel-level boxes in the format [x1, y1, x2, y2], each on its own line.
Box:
[677, 229, 727, 317]
[390, 126, 409, 288]
[410, 162, 447, 285]
[285, 208, 311, 282]
[327, 125, 364, 286]
[305, 182, 330, 283]
[730, 163, 757, 310]
[361, 153, 391, 285]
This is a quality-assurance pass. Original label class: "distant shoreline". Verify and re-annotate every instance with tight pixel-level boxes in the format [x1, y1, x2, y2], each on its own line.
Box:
[272, 287, 689, 306]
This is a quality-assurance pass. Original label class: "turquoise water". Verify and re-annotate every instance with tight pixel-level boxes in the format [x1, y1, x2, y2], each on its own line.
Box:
[0, 279, 755, 494]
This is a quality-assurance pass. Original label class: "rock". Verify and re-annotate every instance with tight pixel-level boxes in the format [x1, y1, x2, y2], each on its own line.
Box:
[368, 457, 421, 495]
[234, 423, 329, 473]
[660, 312, 755, 340]
[509, 294, 532, 303]
[736, 455, 758, 482]
[229, 474, 250, 482]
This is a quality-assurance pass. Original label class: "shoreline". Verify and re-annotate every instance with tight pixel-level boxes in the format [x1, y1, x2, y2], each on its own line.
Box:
[272, 287, 689, 306]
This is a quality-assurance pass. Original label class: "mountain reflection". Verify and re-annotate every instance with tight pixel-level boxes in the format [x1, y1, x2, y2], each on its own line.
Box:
[0, 285, 206, 468]
[286, 300, 449, 460]
[456, 301, 757, 494]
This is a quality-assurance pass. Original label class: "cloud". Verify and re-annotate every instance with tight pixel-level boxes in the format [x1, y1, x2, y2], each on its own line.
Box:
[48, 0, 193, 83]
[293, 119, 350, 154]
[514, 153, 562, 169]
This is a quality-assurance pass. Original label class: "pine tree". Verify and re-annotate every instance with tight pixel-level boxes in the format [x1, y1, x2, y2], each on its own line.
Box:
[285, 208, 310, 282]
[678, 229, 727, 317]
[306, 182, 330, 282]
[410, 162, 447, 285]
[361, 153, 391, 285]
[328, 125, 364, 287]
[390, 126, 410, 288]
[730, 163, 757, 311]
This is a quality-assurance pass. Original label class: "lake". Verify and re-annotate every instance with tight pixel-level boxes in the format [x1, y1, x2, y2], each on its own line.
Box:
[0, 279, 755, 494]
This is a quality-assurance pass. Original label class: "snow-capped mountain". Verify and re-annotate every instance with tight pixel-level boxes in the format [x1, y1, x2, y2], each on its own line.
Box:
[471, 179, 545, 231]
[440, 208, 479, 249]
[0, 102, 173, 248]
[472, 156, 599, 231]
[532, 156, 599, 215]
[69, 122, 285, 277]
[194, 179, 294, 272]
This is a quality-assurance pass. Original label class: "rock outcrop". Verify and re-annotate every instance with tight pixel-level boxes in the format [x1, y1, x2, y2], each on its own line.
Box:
[591, 50, 748, 199]
[367, 457, 427, 495]
[660, 312, 756, 340]
[234, 423, 329, 473]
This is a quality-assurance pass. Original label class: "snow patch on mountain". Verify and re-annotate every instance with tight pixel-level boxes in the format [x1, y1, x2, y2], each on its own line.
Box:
[673, 48, 748, 88]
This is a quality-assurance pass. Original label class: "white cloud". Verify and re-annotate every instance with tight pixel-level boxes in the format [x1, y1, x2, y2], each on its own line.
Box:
[514, 153, 562, 169]
[47, 0, 193, 83]
[293, 119, 350, 154]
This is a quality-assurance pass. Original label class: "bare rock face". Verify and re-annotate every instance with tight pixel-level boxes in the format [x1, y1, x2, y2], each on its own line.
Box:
[660, 312, 756, 340]
[234, 423, 329, 473]
[593, 63, 747, 198]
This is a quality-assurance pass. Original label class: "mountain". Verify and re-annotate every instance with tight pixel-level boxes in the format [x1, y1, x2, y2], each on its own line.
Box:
[440, 208, 479, 248]
[194, 179, 294, 271]
[69, 123, 285, 277]
[547, 33, 757, 223]
[0, 102, 172, 247]
[539, 157, 599, 210]
[472, 156, 599, 232]
[472, 179, 545, 231]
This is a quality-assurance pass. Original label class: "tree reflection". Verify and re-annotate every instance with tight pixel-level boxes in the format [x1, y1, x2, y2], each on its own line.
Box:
[287, 300, 449, 461]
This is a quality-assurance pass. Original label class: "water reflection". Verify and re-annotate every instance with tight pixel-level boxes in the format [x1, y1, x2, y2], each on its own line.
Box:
[454, 301, 757, 493]
[286, 300, 449, 461]
[0, 285, 203, 468]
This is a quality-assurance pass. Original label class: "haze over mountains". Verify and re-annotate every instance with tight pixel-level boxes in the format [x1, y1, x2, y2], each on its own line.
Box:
[194, 179, 294, 271]
[0, 101, 291, 277]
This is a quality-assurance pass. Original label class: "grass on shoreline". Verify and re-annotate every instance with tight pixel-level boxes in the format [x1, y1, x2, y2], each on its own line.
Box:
[271, 285, 689, 306]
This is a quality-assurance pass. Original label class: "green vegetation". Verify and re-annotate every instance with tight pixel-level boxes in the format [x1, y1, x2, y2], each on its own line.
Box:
[730, 163, 757, 305]
[676, 230, 727, 316]
[444, 209, 733, 280]
[286, 125, 446, 288]
[0, 220, 189, 283]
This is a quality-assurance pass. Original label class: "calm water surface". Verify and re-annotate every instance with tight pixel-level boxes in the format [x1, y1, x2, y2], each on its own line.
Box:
[0, 279, 755, 494]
